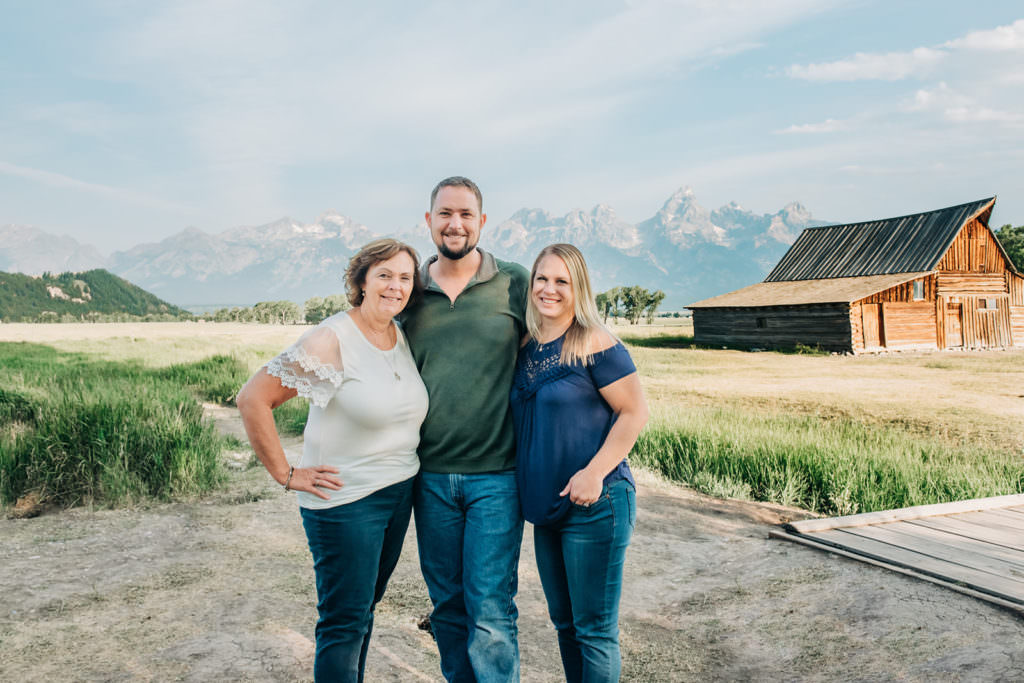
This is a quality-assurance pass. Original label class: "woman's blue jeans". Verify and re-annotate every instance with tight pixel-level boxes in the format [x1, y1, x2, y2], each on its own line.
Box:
[533, 479, 636, 683]
[299, 476, 414, 683]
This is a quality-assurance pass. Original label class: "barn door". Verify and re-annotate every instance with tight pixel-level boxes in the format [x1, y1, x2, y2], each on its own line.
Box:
[861, 304, 882, 349]
[945, 303, 963, 348]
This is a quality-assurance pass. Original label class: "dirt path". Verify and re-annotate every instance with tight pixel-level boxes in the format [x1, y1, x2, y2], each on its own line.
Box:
[2, 405, 1022, 682]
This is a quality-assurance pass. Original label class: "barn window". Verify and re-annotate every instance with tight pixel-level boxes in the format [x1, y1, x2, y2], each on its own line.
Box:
[756, 317, 767, 328]
[912, 280, 924, 300]
[981, 298, 997, 310]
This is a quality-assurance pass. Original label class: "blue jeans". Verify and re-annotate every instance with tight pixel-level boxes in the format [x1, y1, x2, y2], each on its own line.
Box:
[414, 470, 524, 683]
[299, 477, 414, 683]
[533, 479, 636, 683]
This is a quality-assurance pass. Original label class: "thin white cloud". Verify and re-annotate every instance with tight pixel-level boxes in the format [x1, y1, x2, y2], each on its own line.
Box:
[944, 106, 1024, 124]
[786, 47, 945, 81]
[944, 18, 1024, 51]
[786, 18, 1024, 83]
[905, 82, 1024, 125]
[0, 160, 192, 212]
[775, 118, 849, 134]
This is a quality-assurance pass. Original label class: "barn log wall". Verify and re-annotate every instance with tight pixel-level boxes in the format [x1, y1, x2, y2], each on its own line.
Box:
[858, 274, 936, 304]
[936, 217, 1011, 273]
[1011, 273, 1024, 346]
[692, 305, 853, 352]
[936, 273, 1008, 297]
[1010, 272, 1024, 306]
[1012, 307, 1024, 347]
[849, 306, 864, 353]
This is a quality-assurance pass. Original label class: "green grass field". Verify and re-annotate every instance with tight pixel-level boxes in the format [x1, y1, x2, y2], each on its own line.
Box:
[2, 321, 1022, 514]
[0, 342, 242, 507]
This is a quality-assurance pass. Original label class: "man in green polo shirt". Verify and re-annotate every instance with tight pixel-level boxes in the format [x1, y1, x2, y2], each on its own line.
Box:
[400, 176, 529, 682]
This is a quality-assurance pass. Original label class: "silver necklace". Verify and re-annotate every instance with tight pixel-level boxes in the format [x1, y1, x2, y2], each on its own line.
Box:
[381, 346, 401, 381]
[363, 321, 401, 381]
[352, 310, 401, 380]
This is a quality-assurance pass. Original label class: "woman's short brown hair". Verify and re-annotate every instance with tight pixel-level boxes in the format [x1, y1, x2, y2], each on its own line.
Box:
[344, 238, 424, 309]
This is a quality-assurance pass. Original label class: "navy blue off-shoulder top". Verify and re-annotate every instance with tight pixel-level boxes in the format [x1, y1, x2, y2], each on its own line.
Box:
[510, 334, 637, 526]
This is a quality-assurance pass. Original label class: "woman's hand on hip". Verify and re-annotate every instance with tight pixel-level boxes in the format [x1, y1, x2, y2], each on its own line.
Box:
[289, 465, 344, 500]
[559, 468, 603, 506]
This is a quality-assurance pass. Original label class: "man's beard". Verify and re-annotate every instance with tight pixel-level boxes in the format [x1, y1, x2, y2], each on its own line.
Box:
[438, 238, 476, 260]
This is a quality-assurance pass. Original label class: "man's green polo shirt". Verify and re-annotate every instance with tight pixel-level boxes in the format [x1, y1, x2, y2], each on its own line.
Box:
[400, 249, 529, 474]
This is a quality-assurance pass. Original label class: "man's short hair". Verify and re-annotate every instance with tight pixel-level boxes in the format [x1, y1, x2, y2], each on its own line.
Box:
[430, 176, 483, 213]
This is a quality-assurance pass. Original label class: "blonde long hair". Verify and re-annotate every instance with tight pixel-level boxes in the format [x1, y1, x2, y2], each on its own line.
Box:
[526, 244, 615, 366]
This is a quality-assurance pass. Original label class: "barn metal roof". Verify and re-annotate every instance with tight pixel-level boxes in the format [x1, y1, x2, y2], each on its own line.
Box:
[688, 272, 930, 308]
[765, 197, 996, 282]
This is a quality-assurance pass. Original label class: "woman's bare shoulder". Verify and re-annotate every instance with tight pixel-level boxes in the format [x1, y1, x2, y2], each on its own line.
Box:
[586, 328, 619, 355]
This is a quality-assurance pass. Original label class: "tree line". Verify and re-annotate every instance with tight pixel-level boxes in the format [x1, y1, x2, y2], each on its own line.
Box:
[204, 295, 350, 325]
[206, 287, 669, 327]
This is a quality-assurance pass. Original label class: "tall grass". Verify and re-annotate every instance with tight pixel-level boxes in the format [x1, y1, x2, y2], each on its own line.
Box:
[0, 342, 241, 507]
[273, 397, 310, 436]
[633, 406, 1024, 515]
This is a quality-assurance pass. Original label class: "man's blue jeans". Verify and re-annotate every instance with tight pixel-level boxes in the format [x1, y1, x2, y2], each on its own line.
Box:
[299, 477, 414, 683]
[414, 470, 524, 683]
[533, 479, 636, 683]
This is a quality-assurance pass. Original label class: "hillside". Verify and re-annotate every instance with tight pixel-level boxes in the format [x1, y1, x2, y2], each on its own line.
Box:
[0, 269, 190, 322]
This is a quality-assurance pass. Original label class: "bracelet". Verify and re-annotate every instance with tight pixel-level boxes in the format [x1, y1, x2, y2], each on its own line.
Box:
[283, 466, 295, 491]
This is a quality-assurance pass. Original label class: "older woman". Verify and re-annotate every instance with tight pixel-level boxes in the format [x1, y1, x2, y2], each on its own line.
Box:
[236, 238, 428, 683]
[510, 243, 649, 682]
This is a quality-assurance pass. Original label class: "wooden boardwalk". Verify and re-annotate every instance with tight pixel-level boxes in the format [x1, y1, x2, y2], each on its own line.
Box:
[769, 494, 1024, 615]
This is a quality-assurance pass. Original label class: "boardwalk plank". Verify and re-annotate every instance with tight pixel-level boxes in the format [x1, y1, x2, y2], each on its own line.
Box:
[844, 523, 1024, 580]
[981, 509, 1024, 525]
[809, 529, 1024, 602]
[785, 494, 1024, 533]
[944, 510, 1024, 532]
[911, 517, 1024, 551]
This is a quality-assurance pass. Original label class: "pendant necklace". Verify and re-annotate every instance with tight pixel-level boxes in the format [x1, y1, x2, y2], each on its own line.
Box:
[355, 310, 401, 380]
[382, 346, 401, 381]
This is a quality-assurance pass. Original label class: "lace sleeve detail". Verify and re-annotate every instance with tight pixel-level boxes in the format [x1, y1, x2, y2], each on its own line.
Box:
[265, 326, 344, 408]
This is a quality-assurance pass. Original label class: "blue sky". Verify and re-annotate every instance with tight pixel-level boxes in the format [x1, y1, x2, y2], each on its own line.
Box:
[2, 1, 1022, 254]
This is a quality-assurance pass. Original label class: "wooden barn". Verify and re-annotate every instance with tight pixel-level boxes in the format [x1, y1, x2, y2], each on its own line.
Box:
[687, 197, 1024, 353]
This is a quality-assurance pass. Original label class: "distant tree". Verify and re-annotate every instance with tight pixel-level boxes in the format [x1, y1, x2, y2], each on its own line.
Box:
[595, 287, 625, 323]
[304, 294, 350, 324]
[595, 291, 611, 323]
[252, 300, 302, 324]
[303, 297, 324, 324]
[620, 285, 652, 325]
[996, 224, 1024, 271]
[644, 290, 666, 324]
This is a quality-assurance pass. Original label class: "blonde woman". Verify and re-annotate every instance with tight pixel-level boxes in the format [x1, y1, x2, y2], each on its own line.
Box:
[237, 239, 428, 682]
[510, 243, 648, 682]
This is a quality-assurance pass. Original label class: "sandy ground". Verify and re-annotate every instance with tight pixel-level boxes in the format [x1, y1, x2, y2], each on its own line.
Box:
[2, 402, 1022, 682]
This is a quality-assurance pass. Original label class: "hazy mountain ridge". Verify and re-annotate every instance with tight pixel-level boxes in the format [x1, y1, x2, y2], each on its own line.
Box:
[0, 188, 827, 309]
[0, 225, 108, 275]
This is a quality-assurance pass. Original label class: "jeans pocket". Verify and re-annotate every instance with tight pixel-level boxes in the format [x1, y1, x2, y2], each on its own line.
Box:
[571, 489, 610, 514]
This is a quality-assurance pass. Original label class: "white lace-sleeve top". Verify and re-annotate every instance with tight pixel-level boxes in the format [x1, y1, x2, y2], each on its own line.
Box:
[266, 311, 428, 509]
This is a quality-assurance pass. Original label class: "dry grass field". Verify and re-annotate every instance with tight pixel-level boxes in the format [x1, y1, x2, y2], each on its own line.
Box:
[2, 322, 1023, 681]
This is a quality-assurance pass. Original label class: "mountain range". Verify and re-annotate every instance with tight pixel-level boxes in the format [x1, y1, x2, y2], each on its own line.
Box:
[0, 188, 827, 311]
